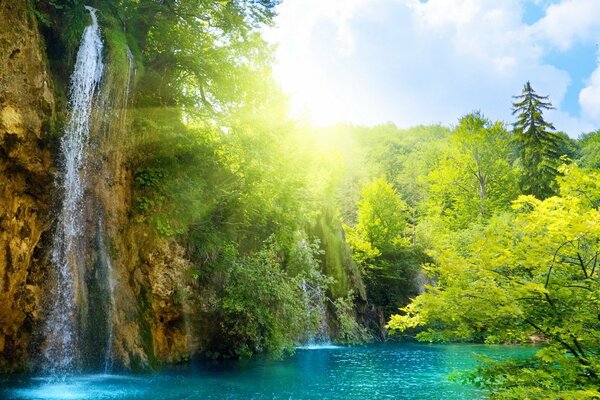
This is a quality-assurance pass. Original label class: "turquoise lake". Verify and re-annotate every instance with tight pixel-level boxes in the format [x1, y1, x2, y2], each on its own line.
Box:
[0, 343, 534, 400]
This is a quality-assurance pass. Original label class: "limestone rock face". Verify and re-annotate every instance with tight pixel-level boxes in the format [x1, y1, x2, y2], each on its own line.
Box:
[0, 1, 56, 372]
[87, 54, 196, 368]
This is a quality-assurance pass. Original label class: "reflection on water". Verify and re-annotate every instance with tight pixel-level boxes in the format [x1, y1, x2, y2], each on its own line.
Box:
[0, 343, 535, 400]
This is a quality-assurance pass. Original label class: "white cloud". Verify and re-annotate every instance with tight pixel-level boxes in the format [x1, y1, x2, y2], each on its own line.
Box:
[265, 0, 600, 135]
[548, 109, 596, 136]
[580, 56, 600, 123]
[532, 0, 600, 51]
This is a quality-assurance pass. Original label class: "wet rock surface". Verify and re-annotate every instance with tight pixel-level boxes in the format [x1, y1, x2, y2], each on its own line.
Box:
[0, 0, 56, 372]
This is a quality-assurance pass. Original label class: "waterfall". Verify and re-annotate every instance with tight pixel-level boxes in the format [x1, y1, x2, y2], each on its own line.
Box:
[301, 280, 331, 346]
[43, 6, 104, 373]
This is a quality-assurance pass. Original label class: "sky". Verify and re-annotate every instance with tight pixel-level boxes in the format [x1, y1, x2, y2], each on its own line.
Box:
[264, 0, 600, 137]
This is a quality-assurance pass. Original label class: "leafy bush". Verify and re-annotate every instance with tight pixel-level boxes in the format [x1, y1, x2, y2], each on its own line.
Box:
[211, 240, 315, 358]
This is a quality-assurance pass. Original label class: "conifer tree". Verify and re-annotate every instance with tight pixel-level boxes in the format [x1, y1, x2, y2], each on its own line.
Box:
[512, 82, 562, 199]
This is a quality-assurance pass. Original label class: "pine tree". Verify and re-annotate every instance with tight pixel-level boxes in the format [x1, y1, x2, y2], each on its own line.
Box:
[512, 82, 562, 199]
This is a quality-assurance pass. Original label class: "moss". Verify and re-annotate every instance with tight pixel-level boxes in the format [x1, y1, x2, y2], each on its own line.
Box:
[134, 284, 157, 371]
[99, 13, 129, 81]
[310, 208, 365, 300]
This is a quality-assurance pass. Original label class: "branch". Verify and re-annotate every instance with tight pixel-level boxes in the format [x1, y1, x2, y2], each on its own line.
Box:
[523, 319, 583, 363]
[577, 252, 589, 279]
[591, 253, 598, 277]
[546, 240, 576, 289]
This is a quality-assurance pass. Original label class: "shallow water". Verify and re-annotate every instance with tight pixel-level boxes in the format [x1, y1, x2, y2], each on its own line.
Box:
[0, 343, 534, 400]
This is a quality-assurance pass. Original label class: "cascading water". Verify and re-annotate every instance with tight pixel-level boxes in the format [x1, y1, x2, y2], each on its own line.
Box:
[43, 6, 104, 373]
[301, 279, 332, 346]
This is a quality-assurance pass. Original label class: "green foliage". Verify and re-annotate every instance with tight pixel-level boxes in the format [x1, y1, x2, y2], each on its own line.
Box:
[578, 130, 600, 168]
[425, 112, 519, 230]
[99, 10, 134, 83]
[134, 167, 165, 190]
[130, 122, 218, 236]
[389, 164, 600, 398]
[209, 238, 330, 358]
[216, 243, 304, 358]
[345, 177, 421, 316]
[345, 177, 410, 262]
[463, 353, 600, 399]
[125, 0, 277, 118]
[32, 0, 88, 87]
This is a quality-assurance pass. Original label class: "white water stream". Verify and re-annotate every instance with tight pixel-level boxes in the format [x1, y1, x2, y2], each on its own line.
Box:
[43, 6, 104, 373]
[300, 279, 332, 347]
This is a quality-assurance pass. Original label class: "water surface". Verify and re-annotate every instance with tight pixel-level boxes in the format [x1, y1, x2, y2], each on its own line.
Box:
[0, 343, 534, 400]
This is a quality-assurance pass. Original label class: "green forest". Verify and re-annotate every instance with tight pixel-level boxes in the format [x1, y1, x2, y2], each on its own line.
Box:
[2, 0, 600, 399]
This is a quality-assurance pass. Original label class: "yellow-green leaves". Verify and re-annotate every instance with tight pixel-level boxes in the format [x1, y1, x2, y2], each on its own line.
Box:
[389, 163, 600, 396]
[345, 176, 411, 260]
[424, 112, 519, 231]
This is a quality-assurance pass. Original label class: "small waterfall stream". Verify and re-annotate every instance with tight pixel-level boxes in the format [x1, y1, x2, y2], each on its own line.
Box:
[301, 280, 332, 347]
[123, 46, 136, 113]
[43, 6, 104, 373]
[97, 44, 136, 375]
[97, 215, 115, 374]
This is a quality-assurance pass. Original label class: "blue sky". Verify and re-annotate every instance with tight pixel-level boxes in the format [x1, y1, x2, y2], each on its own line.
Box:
[264, 0, 600, 137]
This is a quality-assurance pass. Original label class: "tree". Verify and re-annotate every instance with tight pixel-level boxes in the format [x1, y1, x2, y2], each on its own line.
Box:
[512, 82, 562, 199]
[345, 177, 410, 260]
[425, 112, 519, 230]
[578, 130, 600, 168]
[388, 164, 600, 399]
[344, 177, 420, 317]
[128, 0, 278, 119]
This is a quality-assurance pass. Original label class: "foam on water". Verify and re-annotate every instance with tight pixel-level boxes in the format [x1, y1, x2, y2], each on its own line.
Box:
[13, 375, 145, 400]
[296, 344, 344, 350]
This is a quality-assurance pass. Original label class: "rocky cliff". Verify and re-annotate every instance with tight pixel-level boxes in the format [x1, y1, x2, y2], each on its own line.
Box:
[0, 0, 56, 372]
[0, 1, 370, 373]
